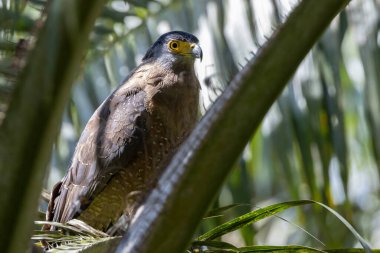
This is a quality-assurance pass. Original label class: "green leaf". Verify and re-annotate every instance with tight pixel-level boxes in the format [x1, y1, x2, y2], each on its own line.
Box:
[192, 244, 380, 253]
[310, 201, 372, 253]
[198, 200, 372, 253]
[198, 200, 314, 241]
[236, 245, 323, 253]
[192, 240, 238, 251]
[204, 245, 324, 253]
[205, 204, 249, 218]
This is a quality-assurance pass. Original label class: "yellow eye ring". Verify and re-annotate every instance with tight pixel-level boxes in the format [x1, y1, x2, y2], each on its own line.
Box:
[168, 40, 181, 52]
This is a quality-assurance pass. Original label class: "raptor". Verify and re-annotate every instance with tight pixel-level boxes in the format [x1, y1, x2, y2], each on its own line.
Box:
[45, 31, 202, 234]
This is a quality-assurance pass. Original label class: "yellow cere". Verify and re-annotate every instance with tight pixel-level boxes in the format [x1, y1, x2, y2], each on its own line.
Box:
[167, 39, 195, 55]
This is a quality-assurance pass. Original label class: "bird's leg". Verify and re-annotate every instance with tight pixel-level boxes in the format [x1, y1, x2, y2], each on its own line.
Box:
[105, 214, 130, 235]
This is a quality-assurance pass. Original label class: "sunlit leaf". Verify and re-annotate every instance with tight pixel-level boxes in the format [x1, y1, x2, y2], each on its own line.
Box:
[198, 200, 314, 241]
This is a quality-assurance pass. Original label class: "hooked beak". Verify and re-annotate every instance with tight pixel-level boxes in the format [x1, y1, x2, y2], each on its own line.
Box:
[190, 43, 203, 61]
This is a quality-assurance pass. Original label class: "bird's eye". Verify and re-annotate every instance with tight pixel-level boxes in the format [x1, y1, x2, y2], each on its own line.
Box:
[168, 40, 181, 51]
[167, 39, 194, 56]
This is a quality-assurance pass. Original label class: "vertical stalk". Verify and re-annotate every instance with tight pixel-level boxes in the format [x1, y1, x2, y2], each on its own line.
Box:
[0, 1, 106, 252]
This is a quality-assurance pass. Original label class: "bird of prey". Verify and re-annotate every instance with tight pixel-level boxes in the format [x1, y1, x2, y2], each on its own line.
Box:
[45, 31, 202, 234]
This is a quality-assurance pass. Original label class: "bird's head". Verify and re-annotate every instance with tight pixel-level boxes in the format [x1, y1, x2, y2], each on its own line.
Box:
[142, 31, 202, 65]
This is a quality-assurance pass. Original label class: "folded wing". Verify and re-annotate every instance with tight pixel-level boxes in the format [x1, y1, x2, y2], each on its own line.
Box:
[47, 86, 150, 225]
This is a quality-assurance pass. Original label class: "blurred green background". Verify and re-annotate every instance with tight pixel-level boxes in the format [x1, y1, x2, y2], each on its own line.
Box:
[0, 0, 379, 249]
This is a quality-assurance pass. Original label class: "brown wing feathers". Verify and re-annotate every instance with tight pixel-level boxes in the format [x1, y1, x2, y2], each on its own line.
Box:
[47, 87, 149, 224]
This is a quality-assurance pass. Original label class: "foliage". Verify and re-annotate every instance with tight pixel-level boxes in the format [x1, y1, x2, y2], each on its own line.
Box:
[0, 0, 379, 252]
[31, 200, 371, 252]
[0, 0, 108, 252]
